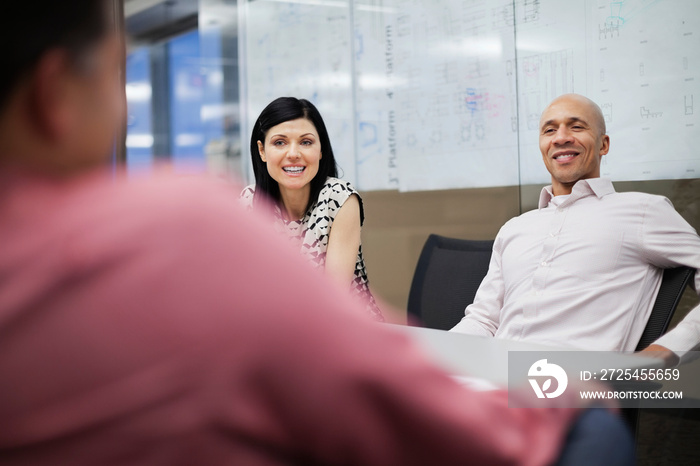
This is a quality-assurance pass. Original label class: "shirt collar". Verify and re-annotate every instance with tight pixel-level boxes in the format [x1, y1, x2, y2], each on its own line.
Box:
[538, 178, 616, 209]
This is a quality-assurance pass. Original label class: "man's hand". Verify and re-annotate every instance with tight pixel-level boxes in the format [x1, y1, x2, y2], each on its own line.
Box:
[640, 344, 680, 367]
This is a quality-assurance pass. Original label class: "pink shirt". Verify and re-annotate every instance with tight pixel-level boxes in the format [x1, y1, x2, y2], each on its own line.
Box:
[452, 178, 700, 352]
[0, 170, 576, 465]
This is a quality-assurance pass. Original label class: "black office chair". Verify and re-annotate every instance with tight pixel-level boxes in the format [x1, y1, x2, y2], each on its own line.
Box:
[624, 266, 695, 436]
[407, 234, 494, 330]
[635, 266, 695, 351]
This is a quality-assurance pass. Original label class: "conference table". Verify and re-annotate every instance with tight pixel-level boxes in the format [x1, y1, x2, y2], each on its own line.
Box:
[391, 324, 665, 390]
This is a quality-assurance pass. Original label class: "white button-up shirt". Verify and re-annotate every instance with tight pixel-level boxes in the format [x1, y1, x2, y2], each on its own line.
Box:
[451, 178, 700, 352]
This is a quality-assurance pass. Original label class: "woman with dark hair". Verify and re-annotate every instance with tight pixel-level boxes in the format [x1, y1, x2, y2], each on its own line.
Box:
[241, 97, 383, 322]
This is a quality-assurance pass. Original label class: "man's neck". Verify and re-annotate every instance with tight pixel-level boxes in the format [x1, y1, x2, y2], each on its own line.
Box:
[551, 183, 574, 196]
[551, 177, 597, 196]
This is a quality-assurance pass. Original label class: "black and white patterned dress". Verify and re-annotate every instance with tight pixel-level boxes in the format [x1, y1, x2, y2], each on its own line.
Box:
[240, 177, 384, 322]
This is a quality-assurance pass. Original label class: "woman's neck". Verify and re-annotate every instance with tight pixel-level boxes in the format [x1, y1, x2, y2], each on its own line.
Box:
[279, 185, 311, 221]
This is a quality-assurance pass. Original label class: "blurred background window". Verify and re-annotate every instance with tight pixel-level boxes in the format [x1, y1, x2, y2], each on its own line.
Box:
[124, 0, 240, 178]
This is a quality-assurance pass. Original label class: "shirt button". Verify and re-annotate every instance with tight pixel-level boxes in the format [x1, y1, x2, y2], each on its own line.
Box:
[541, 261, 548, 267]
[549, 232, 556, 237]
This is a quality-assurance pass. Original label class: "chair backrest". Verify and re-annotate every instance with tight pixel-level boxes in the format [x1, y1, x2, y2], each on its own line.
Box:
[635, 266, 695, 351]
[407, 234, 494, 330]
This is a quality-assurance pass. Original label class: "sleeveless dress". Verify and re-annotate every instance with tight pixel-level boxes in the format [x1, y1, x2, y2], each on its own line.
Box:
[240, 177, 384, 322]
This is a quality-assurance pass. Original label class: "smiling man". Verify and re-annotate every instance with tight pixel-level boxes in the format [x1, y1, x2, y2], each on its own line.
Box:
[451, 94, 700, 355]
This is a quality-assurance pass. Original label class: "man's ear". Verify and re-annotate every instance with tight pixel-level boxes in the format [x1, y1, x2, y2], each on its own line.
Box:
[257, 140, 266, 162]
[29, 49, 75, 141]
[599, 134, 610, 156]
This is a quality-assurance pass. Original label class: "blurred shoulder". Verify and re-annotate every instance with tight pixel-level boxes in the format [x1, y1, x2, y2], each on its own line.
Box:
[70, 170, 250, 246]
[121, 172, 242, 215]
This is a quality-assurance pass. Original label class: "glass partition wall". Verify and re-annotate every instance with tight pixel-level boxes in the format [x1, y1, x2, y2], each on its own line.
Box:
[124, 0, 240, 178]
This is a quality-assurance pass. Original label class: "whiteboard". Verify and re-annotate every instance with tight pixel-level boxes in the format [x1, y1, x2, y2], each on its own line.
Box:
[516, 0, 700, 185]
[587, 0, 700, 183]
[240, 0, 356, 183]
[390, 0, 520, 191]
[237, 0, 700, 191]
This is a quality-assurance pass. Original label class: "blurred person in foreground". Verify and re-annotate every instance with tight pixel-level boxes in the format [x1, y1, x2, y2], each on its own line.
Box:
[0, 1, 633, 465]
[241, 97, 383, 321]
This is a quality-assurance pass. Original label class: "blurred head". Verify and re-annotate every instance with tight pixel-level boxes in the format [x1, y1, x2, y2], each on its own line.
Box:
[0, 0, 123, 175]
[250, 97, 338, 212]
[539, 94, 610, 195]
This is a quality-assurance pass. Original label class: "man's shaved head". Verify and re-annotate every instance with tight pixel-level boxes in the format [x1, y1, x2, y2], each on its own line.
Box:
[541, 94, 607, 136]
